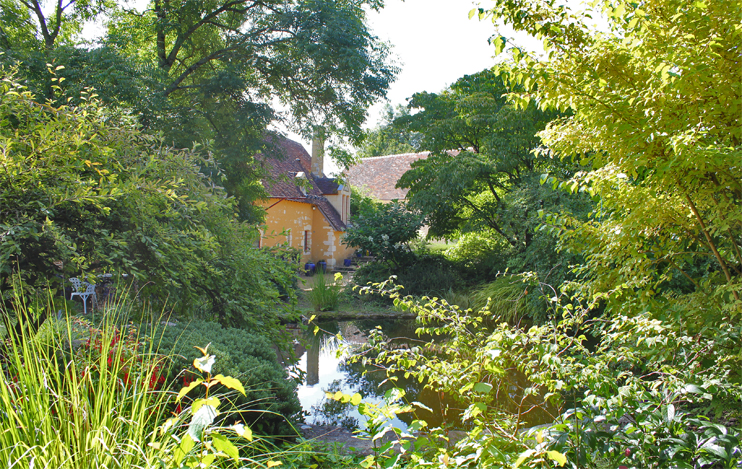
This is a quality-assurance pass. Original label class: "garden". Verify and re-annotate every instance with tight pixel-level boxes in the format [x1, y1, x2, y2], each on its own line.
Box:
[1, 0, 741, 467]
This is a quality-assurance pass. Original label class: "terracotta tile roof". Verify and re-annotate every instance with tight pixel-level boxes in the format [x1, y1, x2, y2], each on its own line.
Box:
[259, 136, 346, 231]
[259, 138, 311, 198]
[344, 152, 430, 202]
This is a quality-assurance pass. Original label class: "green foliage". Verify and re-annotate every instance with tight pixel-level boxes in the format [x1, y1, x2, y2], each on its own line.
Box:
[395, 69, 573, 243]
[484, 0, 742, 314]
[0, 69, 298, 330]
[3, 0, 398, 218]
[307, 272, 344, 312]
[0, 296, 172, 467]
[468, 275, 539, 324]
[393, 69, 592, 293]
[352, 254, 465, 298]
[342, 202, 424, 267]
[156, 344, 256, 469]
[327, 388, 409, 469]
[352, 280, 742, 468]
[349, 185, 383, 219]
[155, 320, 302, 437]
[444, 230, 511, 277]
[356, 104, 420, 158]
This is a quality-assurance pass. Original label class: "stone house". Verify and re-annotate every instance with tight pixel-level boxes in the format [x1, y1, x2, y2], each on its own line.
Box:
[256, 137, 354, 269]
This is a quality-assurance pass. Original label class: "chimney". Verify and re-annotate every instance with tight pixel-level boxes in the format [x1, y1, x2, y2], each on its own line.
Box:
[311, 126, 324, 177]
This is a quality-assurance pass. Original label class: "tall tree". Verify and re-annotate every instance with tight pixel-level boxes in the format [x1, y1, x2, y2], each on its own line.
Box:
[395, 69, 575, 246]
[356, 103, 420, 158]
[479, 0, 741, 310]
[3, 0, 397, 219]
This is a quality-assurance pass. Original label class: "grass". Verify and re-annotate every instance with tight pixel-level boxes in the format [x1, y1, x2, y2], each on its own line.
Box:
[0, 293, 171, 468]
[305, 272, 343, 312]
[298, 283, 410, 319]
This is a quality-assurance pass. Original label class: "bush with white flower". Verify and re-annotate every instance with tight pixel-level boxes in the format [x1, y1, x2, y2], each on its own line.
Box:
[342, 202, 424, 267]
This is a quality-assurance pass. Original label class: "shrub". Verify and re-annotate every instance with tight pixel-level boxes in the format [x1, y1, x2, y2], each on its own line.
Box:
[154, 320, 302, 437]
[352, 254, 464, 298]
[342, 201, 424, 267]
[0, 67, 297, 333]
[352, 281, 742, 468]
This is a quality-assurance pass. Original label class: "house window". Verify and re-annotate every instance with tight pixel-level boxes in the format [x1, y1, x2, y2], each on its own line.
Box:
[304, 230, 311, 253]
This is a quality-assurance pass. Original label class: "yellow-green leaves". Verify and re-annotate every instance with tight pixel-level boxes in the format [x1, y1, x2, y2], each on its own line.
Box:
[177, 380, 203, 402]
[514, 449, 567, 467]
[212, 374, 246, 396]
[230, 423, 253, 442]
[164, 345, 252, 467]
[192, 397, 220, 414]
[211, 433, 239, 460]
[173, 434, 195, 465]
[547, 450, 568, 466]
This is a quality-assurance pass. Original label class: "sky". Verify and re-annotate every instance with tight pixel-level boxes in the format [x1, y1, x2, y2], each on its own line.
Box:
[363, 0, 499, 127]
[309, 0, 544, 174]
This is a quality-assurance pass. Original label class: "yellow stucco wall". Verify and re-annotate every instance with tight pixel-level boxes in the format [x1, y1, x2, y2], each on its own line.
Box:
[257, 199, 354, 268]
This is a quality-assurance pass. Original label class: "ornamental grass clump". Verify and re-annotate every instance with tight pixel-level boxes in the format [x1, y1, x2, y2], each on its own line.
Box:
[0, 293, 171, 468]
[308, 272, 344, 312]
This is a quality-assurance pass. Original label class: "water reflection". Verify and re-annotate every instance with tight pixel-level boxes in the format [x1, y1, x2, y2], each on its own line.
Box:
[296, 320, 414, 430]
[295, 319, 554, 432]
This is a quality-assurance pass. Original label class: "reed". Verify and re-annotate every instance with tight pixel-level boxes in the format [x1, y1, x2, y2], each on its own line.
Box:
[0, 291, 170, 468]
[307, 272, 343, 312]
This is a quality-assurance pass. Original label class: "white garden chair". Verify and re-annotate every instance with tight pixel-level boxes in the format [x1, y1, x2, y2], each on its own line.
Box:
[69, 277, 97, 315]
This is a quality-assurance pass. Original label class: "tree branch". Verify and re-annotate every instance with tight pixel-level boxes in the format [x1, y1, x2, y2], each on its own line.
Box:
[685, 194, 740, 301]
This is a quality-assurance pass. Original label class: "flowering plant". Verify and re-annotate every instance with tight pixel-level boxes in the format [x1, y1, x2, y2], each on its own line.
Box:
[74, 318, 167, 393]
[343, 201, 424, 267]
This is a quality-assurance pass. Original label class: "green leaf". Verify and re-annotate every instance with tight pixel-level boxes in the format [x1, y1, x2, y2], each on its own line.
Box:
[174, 434, 195, 465]
[700, 441, 728, 458]
[192, 397, 220, 414]
[473, 382, 493, 394]
[459, 382, 474, 394]
[212, 374, 246, 396]
[463, 402, 487, 421]
[211, 433, 239, 460]
[350, 393, 362, 406]
[177, 379, 204, 402]
[188, 404, 217, 442]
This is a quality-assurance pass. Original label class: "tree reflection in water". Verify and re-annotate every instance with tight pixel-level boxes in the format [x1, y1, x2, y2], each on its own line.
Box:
[297, 319, 552, 431]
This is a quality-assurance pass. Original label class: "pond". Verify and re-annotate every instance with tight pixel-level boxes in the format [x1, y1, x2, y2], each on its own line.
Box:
[293, 318, 555, 432]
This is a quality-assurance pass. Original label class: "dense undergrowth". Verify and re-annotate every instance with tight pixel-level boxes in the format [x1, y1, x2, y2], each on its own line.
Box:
[0, 290, 346, 468]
